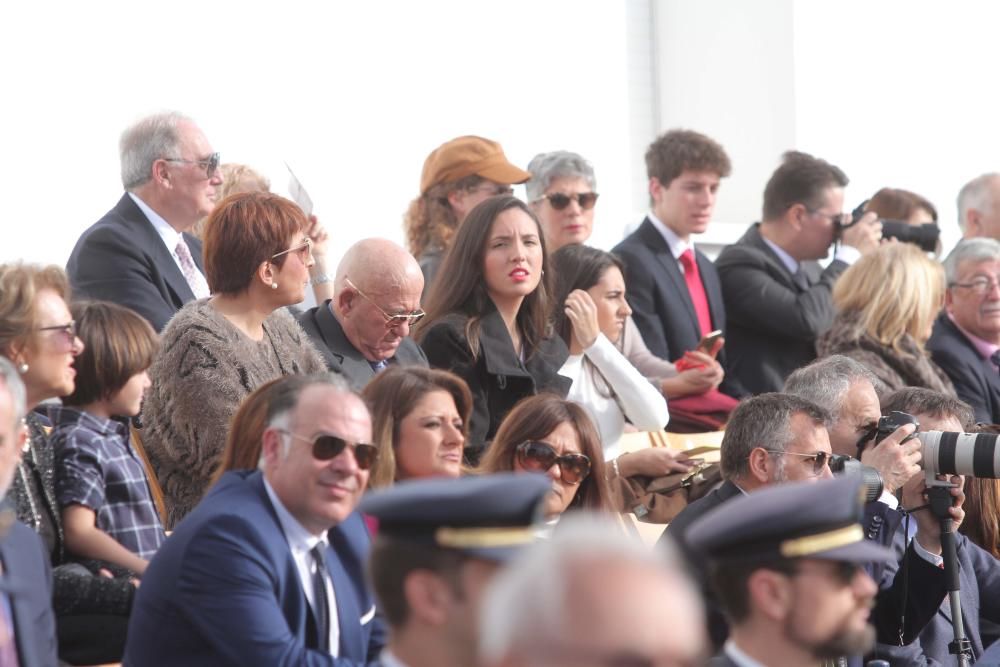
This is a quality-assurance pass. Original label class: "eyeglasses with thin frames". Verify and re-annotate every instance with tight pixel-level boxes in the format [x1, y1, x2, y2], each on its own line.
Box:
[162, 152, 221, 179]
[762, 449, 831, 476]
[951, 276, 1000, 295]
[806, 209, 848, 227]
[345, 278, 425, 328]
[467, 183, 514, 197]
[274, 428, 378, 470]
[37, 321, 78, 343]
[271, 236, 314, 262]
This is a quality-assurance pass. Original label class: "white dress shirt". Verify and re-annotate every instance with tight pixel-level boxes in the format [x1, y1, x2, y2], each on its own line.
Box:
[647, 210, 692, 272]
[128, 192, 209, 283]
[723, 640, 769, 666]
[264, 478, 340, 655]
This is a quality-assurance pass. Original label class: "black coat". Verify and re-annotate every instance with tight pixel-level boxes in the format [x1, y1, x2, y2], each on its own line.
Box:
[926, 312, 1000, 425]
[419, 303, 571, 463]
[612, 218, 744, 397]
[66, 194, 205, 332]
[715, 223, 848, 394]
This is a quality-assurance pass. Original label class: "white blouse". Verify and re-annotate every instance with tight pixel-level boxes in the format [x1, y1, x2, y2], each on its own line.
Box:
[559, 333, 671, 461]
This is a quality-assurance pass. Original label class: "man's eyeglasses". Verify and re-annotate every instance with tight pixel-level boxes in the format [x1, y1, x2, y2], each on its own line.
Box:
[345, 278, 425, 328]
[787, 559, 861, 587]
[515, 441, 591, 485]
[467, 183, 514, 197]
[37, 321, 77, 342]
[536, 192, 600, 211]
[271, 237, 314, 262]
[162, 152, 221, 179]
[275, 429, 379, 470]
[762, 449, 831, 476]
[807, 209, 848, 227]
[951, 276, 1000, 295]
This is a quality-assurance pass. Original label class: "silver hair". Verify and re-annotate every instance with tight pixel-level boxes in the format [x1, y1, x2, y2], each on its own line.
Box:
[942, 237, 1000, 284]
[119, 111, 195, 190]
[478, 515, 700, 666]
[524, 151, 597, 203]
[957, 173, 1000, 232]
[784, 355, 886, 421]
[0, 357, 26, 429]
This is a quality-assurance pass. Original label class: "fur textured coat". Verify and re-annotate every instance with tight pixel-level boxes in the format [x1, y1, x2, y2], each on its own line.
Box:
[141, 300, 326, 528]
[816, 310, 955, 396]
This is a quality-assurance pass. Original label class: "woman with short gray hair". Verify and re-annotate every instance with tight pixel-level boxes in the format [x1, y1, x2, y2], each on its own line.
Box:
[526, 150, 599, 252]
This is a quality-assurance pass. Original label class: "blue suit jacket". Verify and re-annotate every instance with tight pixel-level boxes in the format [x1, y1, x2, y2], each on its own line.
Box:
[927, 312, 1000, 425]
[612, 218, 745, 397]
[875, 530, 1000, 665]
[123, 471, 384, 666]
[67, 193, 205, 332]
[0, 520, 58, 667]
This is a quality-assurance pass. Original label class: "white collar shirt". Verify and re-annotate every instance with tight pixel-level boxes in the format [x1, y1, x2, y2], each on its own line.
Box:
[263, 478, 340, 655]
[723, 640, 769, 667]
[128, 192, 206, 280]
[647, 210, 692, 272]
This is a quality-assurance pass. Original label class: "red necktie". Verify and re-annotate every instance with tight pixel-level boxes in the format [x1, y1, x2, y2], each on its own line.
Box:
[679, 249, 712, 336]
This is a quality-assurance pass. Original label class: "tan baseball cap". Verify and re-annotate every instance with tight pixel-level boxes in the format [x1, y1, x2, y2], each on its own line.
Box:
[420, 136, 531, 194]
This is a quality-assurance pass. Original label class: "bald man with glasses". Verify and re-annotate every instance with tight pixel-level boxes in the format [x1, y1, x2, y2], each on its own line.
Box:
[67, 111, 222, 331]
[298, 238, 429, 391]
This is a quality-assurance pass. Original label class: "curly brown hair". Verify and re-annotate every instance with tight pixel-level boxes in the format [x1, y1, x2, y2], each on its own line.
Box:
[403, 173, 485, 259]
[645, 129, 731, 191]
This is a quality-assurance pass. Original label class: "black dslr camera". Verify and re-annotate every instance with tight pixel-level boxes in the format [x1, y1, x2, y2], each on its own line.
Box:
[835, 201, 940, 253]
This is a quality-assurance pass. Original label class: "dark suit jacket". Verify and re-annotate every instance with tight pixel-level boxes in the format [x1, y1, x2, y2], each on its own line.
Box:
[0, 521, 58, 667]
[419, 302, 571, 464]
[67, 194, 204, 332]
[876, 531, 1000, 665]
[297, 301, 428, 391]
[715, 223, 848, 394]
[927, 313, 1000, 424]
[123, 471, 384, 667]
[662, 480, 945, 652]
[612, 218, 744, 397]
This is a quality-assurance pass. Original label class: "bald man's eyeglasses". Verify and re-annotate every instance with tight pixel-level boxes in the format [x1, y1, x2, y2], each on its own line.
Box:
[162, 152, 221, 179]
[345, 278, 425, 328]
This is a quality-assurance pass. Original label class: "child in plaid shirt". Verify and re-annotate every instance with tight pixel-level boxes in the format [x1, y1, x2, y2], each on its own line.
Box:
[51, 301, 165, 576]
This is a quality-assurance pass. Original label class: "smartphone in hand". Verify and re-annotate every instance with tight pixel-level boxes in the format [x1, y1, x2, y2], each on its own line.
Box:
[697, 330, 724, 357]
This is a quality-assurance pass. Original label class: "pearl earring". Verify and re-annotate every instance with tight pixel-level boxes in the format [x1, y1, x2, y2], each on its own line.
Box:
[17, 363, 28, 374]
[271, 282, 278, 290]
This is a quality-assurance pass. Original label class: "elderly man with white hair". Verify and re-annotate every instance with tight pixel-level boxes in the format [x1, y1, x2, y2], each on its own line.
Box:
[298, 238, 429, 390]
[957, 173, 1000, 240]
[928, 236, 1000, 423]
[478, 516, 707, 667]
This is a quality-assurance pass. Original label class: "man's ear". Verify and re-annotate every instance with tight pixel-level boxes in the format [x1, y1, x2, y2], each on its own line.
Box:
[338, 287, 356, 316]
[648, 177, 662, 202]
[260, 428, 284, 468]
[747, 447, 773, 484]
[747, 569, 793, 622]
[787, 203, 807, 232]
[152, 160, 171, 187]
[944, 287, 955, 312]
[403, 570, 453, 626]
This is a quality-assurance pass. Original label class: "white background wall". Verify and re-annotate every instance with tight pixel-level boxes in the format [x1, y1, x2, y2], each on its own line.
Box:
[2, 1, 997, 268]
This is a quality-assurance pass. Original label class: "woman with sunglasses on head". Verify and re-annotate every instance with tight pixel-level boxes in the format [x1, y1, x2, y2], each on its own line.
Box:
[141, 191, 327, 529]
[1, 263, 136, 664]
[526, 151, 731, 427]
[362, 366, 472, 488]
[478, 394, 613, 521]
[551, 245, 695, 481]
[416, 196, 572, 465]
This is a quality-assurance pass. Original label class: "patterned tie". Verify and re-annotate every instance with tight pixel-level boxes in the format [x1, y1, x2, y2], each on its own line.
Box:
[310, 544, 331, 653]
[175, 238, 210, 299]
[368, 359, 388, 373]
[679, 248, 712, 336]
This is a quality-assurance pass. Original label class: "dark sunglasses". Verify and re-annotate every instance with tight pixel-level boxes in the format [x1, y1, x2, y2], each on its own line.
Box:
[162, 152, 221, 179]
[762, 449, 831, 476]
[538, 191, 599, 211]
[277, 429, 378, 470]
[516, 441, 591, 485]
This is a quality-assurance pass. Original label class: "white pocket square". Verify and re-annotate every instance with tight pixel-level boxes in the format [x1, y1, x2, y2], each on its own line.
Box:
[360, 605, 376, 625]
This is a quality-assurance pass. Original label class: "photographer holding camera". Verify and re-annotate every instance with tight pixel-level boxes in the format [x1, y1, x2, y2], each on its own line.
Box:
[717, 151, 882, 395]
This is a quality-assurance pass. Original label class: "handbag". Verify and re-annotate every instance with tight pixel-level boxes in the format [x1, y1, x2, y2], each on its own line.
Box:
[615, 456, 722, 524]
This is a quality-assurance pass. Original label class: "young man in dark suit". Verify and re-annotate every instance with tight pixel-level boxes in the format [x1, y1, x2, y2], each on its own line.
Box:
[67, 111, 221, 331]
[298, 238, 428, 392]
[716, 152, 882, 394]
[612, 129, 739, 398]
[124, 375, 385, 666]
[928, 237, 1000, 423]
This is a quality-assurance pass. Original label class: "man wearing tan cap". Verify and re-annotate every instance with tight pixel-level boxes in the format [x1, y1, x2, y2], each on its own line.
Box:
[403, 136, 530, 296]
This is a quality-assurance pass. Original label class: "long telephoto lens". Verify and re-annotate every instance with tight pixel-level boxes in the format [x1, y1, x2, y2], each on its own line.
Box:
[918, 430, 1000, 477]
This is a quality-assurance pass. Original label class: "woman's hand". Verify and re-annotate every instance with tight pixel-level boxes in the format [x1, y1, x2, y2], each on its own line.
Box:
[661, 351, 724, 397]
[564, 289, 600, 350]
[617, 448, 696, 478]
[306, 215, 330, 261]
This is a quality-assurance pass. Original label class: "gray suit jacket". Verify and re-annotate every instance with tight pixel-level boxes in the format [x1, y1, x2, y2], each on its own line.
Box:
[297, 300, 428, 391]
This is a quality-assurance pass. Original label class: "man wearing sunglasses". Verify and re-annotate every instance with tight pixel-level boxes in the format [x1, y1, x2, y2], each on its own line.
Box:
[125, 375, 386, 666]
[715, 151, 882, 395]
[362, 473, 551, 667]
[67, 111, 222, 332]
[299, 239, 429, 391]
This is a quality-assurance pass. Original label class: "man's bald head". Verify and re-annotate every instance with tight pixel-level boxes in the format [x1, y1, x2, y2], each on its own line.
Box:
[334, 239, 425, 363]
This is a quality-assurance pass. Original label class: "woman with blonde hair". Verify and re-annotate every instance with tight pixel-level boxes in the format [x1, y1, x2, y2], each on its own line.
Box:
[816, 243, 954, 394]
